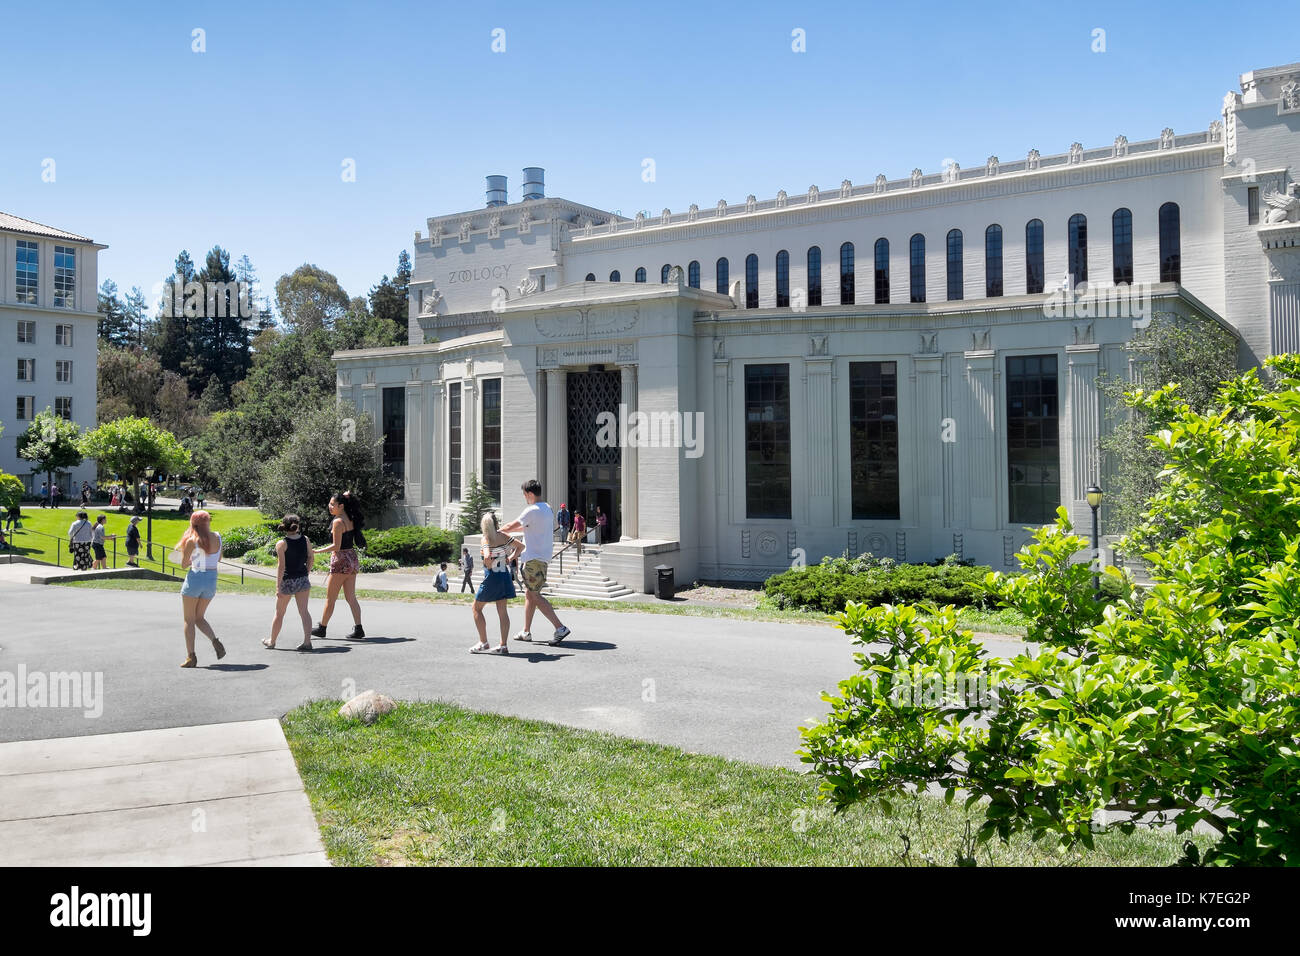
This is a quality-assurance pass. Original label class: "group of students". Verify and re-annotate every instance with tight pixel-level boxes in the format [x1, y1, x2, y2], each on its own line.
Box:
[174, 491, 367, 666]
[171, 479, 572, 667]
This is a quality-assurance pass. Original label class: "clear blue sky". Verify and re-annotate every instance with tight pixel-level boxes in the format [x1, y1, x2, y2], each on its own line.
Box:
[1, 0, 1291, 316]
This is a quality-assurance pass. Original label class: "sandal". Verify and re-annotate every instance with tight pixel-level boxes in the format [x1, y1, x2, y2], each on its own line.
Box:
[180, 654, 197, 668]
[262, 638, 276, 649]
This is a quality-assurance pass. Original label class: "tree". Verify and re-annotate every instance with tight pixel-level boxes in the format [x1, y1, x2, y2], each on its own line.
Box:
[800, 355, 1300, 866]
[275, 264, 350, 333]
[259, 398, 401, 537]
[156, 371, 206, 439]
[189, 245, 252, 396]
[1098, 313, 1238, 537]
[0, 471, 25, 510]
[97, 280, 133, 348]
[153, 250, 197, 376]
[78, 417, 192, 512]
[199, 375, 229, 414]
[457, 473, 498, 537]
[16, 410, 84, 498]
[368, 250, 412, 330]
[123, 285, 150, 350]
[98, 347, 164, 422]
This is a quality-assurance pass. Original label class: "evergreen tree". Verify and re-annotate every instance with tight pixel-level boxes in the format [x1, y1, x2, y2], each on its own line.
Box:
[123, 285, 150, 350]
[153, 250, 197, 377]
[458, 473, 497, 537]
[96, 280, 132, 347]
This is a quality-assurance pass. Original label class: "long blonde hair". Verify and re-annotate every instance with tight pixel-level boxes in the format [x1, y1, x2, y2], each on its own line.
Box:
[479, 512, 508, 548]
[177, 510, 213, 553]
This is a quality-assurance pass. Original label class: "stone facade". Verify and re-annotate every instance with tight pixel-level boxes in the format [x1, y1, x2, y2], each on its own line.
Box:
[335, 63, 1300, 591]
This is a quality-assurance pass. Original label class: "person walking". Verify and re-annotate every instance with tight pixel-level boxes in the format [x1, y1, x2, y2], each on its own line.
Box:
[310, 491, 366, 640]
[556, 502, 571, 542]
[67, 510, 95, 571]
[52, 485, 63, 509]
[459, 546, 475, 592]
[499, 479, 572, 646]
[90, 515, 114, 570]
[595, 505, 608, 545]
[434, 562, 450, 593]
[196, 487, 206, 511]
[469, 513, 525, 655]
[80, 482, 90, 507]
[569, 510, 586, 558]
[39, 482, 48, 509]
[264, 514, 314, 651]
[125, 515, 142, 566]
[176, 510, 226, 668]
[4, 500, 19, 534]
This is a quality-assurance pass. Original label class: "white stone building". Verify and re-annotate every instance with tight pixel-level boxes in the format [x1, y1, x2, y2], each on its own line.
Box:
[334, 64, 1300, 591]
[1, 213, 105, 493]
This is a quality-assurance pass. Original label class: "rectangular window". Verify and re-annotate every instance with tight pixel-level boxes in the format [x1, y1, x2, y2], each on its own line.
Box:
[17, 320, 35, 343]
[850, 362, 900, 520]
[16, 396, 34, 420]
[16, 240, 38, 304]
[381, 386, 405, 480]
[744, 364, 791, 519]
[55, 397, 72, 419]
[54, 246, 76, 309]
[1248, 187, 1260, 225]
[56, 360, 72, 383]
[448, 382, 462, 501]
[56, 324, 73, 346]
[1007, 355, 1060, 525]
[17, 358, 34, 381]
[482, 378, 501, 503]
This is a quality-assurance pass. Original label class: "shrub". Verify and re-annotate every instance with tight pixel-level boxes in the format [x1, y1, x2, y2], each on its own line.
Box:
[359, 556, 398, 573]
[763, 554, 992, 614]
[241, 546, 276, 566]
[222, 524, 278, 557]
[800, 356, 1300, 866]
[364, 525, 458, 566]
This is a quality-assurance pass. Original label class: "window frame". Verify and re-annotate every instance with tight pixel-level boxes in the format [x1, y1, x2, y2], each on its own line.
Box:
[448, 381, 463, 502]
[745, 254, 759, 308]
[716, 257, 729, 295]
[775, 250, 790, 308]
[946, 229, 963, 301]
[1067, 214, 1088, 286]
[481, 377, 502, 504]
[985, 224, 1003, 297]
[1005, 352, 1061, 526]
[909, 234, 926, 303]
[54, 245, 77, 310]
[849, 360, 900, 520]
[839, 242, 855, 305]
[16, 240, 39, 305]
[1025, 219, 1045, 294]
[1159, 202, 1181, 284]
[743, 363, 792, 520]
[1111, 208, 1133, 286]
[873, 238, 889, 304]
[806, 247, 822, 307]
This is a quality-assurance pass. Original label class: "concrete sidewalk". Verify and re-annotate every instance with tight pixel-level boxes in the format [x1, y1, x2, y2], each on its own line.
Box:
[0, 719, 328, 866]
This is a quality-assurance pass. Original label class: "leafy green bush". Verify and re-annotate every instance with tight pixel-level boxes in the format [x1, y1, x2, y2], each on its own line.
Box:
[764, 553, 992, 614]
[364, 525, 458, 566]
[241, 545, 276, 566]
[801, 356, 1300, 866]
[223, 524, 278, 557]
[359, 556, 398, 573]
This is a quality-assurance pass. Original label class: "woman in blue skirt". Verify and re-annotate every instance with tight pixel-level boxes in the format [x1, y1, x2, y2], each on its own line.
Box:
[470, 512, 524, 655]
[176, 510, 226, 668]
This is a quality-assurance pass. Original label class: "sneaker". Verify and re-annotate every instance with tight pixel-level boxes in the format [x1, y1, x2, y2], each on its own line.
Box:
[485, 644, 510, 655]
[514, 630, 533, 642]
[469, 642, 491, 654]
[345, 625, 366, 641]
[549, 626, 571, 646]
[310, 623, 327, 638]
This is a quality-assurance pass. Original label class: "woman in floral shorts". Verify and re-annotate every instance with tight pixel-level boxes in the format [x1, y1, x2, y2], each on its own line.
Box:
[311, 492, 367, 641]
[264, 514, 315, 651]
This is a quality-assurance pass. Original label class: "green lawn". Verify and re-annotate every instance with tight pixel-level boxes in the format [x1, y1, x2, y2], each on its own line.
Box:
[3, 506, 267, 570]
[282, 700, 1212, 866]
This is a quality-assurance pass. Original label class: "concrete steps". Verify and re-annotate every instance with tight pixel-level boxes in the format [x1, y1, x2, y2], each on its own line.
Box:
[543, 548, 635, 601]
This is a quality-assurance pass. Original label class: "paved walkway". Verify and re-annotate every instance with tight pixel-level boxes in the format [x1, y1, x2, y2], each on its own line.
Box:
[0, 719, 328, 866]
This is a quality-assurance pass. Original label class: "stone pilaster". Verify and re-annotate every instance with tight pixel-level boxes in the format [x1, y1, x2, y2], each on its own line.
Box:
[430, 380, 444, 516]
[461, 377, 477, 489]
[359, 383, 379, 466]
[404, 381, 423, 505]
[913, 354, 945, 533]
[1066, 344, 1101, 530]
[619, 364, 639, 538]
[546, 370, 568, 509]
[962, 351, 997, 530]
[806, 358, 834, 525]
[713, 358, 731, 531]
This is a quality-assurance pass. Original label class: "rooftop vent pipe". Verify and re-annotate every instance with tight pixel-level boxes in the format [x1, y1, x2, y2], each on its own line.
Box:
[522, 167, 545, 201]
[485, 175, 508, 207]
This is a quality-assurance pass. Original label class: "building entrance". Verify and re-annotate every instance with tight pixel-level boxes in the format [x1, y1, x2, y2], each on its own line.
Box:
[567, 368, 621, 542]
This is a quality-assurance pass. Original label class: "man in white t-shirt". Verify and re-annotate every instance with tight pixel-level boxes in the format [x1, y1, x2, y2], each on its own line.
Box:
[498, 478, 572, 646]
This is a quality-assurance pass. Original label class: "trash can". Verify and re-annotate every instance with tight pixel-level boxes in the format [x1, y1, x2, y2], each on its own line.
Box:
[654, 564, 674, 600]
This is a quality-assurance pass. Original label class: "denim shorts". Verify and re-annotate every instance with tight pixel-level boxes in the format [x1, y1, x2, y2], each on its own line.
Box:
[181, 568, 218, 600]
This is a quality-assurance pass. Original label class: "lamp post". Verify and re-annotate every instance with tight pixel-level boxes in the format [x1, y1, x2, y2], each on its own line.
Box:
[1086, 483, 1104, 599]
[145, 466, 156, 561]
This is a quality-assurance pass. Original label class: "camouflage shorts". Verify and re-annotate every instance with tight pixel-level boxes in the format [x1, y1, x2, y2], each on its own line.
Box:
[522, 559, 548, 593]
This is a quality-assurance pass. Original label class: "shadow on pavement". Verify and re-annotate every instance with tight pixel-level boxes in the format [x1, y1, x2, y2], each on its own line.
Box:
[549, 641, 616, 651]
[206, 663, 270, 671]
[346, 636, 415, 645]
[494, 651, 573, 663]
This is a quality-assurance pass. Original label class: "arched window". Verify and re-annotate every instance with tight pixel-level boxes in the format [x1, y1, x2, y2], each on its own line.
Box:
[840, 242, 855, 304]
[807, 246, 822, 306]
[1025, 219, 1044, 294]
[985, 225, 1003, 297]
[874, 238, 889, 304]
[1159, 202, 1181, 283]
[585, 273, 596, 282]
[661, 264, 671, 284]
[1112, 208, 1133, 285]
[716, 257, 729, 294]
[1068, 214, 1088, 286]
[688, 260, 700, 289]
[609, 270, 621, 282]
[745, 254, 759, 308]
[909, 234, 926, 303]
[775, 250, 790, 307]
[635, 267, 647, 283]
[946, 229, 963, 301]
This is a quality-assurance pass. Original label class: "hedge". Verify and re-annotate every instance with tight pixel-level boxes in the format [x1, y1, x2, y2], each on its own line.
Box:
[763, 554, 993, 614]
[364, 525, 459, 566]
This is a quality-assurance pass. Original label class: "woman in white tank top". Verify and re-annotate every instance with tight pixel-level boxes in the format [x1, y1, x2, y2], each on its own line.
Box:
[176, 510, 225, 668]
